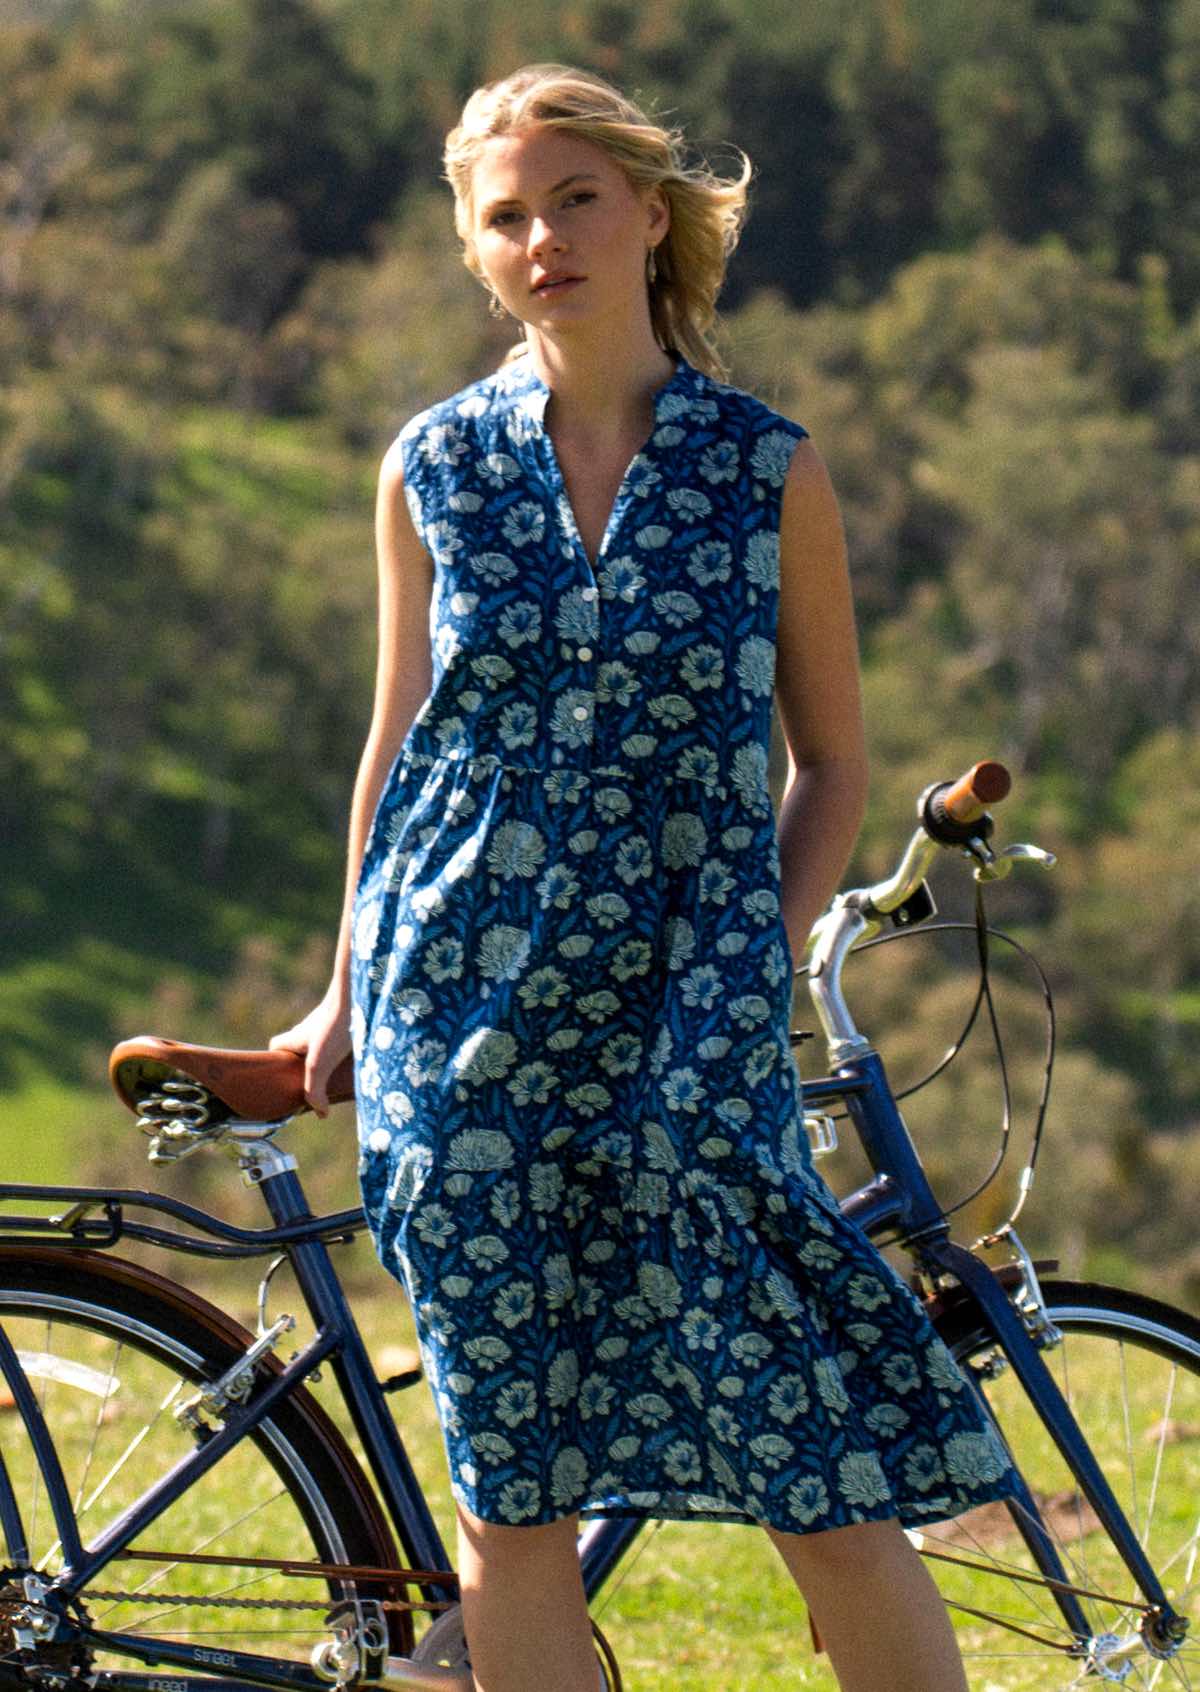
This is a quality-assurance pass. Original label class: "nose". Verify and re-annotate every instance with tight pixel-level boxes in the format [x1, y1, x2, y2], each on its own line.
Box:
[527, 214, 565, 259]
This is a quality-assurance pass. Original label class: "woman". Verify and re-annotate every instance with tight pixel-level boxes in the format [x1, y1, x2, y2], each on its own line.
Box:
[273, 63, 1013, 1692]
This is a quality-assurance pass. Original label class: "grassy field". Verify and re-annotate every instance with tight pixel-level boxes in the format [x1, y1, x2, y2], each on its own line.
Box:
[337, 1277, 829, 1689]
[321, 1278, 1200, 1690]
[240, 1257, 840, 1690]
[2, 1170, 1197, 1688]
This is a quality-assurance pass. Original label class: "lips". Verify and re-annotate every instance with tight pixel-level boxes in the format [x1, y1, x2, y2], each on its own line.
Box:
[532, 272, 584, 293]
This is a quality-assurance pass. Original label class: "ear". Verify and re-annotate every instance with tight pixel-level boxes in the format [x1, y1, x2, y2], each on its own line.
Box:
[644, 184, 670, 246]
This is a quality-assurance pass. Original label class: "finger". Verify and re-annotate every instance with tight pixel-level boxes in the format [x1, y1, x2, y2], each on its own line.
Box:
[305, 1061, 330, 1119]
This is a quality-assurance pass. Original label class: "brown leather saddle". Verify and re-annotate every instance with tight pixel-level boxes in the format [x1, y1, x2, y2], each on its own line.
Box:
[109, 1036, 355, 1122]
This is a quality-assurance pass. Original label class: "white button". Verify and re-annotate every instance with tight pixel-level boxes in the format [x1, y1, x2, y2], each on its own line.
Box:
[577, 646, 593, 661]
[572, 706, 589, 721]
[581, 586, 598, 601]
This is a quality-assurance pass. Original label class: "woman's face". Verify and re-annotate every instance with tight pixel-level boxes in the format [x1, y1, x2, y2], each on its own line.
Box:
[469, 125, 668, 340]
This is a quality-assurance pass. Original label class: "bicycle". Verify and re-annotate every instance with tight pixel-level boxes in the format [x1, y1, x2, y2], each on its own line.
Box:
[0, 761, 1195, 1690]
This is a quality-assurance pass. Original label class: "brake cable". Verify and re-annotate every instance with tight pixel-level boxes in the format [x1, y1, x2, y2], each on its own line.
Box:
[795, 889, 1057, 1221]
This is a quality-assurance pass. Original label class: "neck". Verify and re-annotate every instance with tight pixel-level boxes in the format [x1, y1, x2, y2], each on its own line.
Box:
[527, 322, 677, 437]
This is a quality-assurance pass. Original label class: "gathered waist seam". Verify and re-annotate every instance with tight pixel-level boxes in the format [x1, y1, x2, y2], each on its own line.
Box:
[396, 745, 783, 806]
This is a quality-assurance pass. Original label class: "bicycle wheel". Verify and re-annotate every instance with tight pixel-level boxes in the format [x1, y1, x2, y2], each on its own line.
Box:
[413, 1604, 623, 1690]
[919, 1279, 1200, 1689]
[0, 1246, 417, 1683]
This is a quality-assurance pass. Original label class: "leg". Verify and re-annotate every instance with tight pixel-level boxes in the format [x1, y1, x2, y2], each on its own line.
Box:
[455, 1502, 599, 1692]
[765, 1516, 968, 1692]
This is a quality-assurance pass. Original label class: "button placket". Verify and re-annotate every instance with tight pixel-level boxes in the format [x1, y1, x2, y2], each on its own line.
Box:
[576, 584, 599, 752]
[579, 587, 598, 667]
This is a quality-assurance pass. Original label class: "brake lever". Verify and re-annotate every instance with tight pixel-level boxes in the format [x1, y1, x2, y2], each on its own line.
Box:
[973, 843, 1058, 883]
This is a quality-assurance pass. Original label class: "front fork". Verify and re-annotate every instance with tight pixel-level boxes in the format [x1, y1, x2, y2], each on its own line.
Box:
[923, 1235, 1188, 1657]
[832, 1049, 1185, 1655]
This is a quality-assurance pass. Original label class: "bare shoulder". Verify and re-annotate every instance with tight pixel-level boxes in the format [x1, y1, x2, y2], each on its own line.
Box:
[774, 436, 851, 625]
[773, 433, 864, 767]
[779, 437, 846, 554]
[375, 435, 432, 580]
[376, 433, 410, 509]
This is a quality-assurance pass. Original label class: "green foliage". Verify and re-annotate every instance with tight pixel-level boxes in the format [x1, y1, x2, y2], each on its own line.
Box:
[1, 0, 1199, 1298]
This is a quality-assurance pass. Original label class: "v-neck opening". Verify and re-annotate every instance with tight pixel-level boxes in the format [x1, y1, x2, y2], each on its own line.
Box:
[520, 356, 694, 575]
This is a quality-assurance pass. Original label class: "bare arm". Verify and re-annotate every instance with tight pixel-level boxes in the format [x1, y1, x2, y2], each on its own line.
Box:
[773, 439, 869, 963]
[270, 438, 434, 1111]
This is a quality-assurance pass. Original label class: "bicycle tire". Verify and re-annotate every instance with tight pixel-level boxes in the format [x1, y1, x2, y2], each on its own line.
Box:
[0, 1245, 417, 1682]
[919, 1278, 1200, 1688]
[412, 1605, 623, 1690]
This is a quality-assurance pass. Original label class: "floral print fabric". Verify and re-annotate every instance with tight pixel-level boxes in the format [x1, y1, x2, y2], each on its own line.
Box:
[351, 354, 1015, 1529]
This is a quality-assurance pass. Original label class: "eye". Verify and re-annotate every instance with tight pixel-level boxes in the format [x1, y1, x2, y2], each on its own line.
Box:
[486, 208, 522, 228]
[563, 190, 597, 209]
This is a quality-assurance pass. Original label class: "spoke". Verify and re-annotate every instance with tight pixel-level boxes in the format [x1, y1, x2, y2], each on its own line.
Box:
[41, 1377, 187, 1570]
[90, 1485, 291, 1623]
[1143, 1522, 1200, 1590]
[1120, 1340, 1143, 1547]
[73, 1339, 124, 1517]
[944, 1595, 1081, 1652]
[922, 1513, 1065, 1630]
[997, 1488, 1105, 1617]
[1182, 1513, 1200, 1597]
[948, 1596, 1079, 1638]
[958, 1653, 1082, 1672]
[1145, 1366, 1178, 1547]
[591, 1518, 665, 1622]
[1163, 1652, 1195, 1690]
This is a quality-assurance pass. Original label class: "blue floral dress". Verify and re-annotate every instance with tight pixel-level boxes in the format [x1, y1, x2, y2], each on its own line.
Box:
[350, 353, 1015, 1530]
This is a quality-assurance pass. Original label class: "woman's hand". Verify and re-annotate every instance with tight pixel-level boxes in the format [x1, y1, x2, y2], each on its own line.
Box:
[269, 990, 352, 1119]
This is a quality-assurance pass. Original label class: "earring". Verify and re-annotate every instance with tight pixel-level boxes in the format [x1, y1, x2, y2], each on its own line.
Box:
[646, 246, 658, 287]
[486, 287, 506, 319]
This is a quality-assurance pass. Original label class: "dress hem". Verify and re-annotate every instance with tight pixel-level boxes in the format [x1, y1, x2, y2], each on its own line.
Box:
[451, 1470, 1020, 1535]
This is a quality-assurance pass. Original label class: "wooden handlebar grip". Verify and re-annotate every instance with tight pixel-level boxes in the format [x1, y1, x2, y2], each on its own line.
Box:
[942, 759, 1011, 825]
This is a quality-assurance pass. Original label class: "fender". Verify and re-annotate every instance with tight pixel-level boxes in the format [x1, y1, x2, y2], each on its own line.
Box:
[0, 1245, 398, 1581]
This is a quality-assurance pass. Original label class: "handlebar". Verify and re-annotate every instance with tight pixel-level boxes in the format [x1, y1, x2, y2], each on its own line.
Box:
[806, 759, 1055, 1061]
[936, 760, 1012, 828]
[839, 761, 1010, 922]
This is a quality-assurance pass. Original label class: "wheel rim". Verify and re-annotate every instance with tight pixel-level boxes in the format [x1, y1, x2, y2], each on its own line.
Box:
[0, 1287, 368, 1676]
[917, 1294, 1200, 1689]
[413, 1604, 623, 1689]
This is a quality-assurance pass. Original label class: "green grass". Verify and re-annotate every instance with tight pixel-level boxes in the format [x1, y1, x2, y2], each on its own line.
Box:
[3, 1218, 1198, 1688]
[310, 1271, 838, 1690]
[310, 1275, 1200, 1689]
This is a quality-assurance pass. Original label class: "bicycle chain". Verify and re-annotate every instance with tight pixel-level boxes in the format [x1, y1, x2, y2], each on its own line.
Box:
[74, 1590, 451, 1614]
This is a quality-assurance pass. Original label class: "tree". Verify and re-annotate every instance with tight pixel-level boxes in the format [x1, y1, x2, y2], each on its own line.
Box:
[916, 342, 1200, 784]
[825, 3, 943, 298]
[936, 3, 1089, 247]
[1160, 0, 1200, 313]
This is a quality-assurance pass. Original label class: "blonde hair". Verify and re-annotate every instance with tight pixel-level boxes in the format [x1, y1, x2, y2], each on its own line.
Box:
[443, 63, 751, 380]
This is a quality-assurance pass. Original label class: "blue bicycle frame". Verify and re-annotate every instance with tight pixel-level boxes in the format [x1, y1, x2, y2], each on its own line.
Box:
[0, 1030, 1186, 1683]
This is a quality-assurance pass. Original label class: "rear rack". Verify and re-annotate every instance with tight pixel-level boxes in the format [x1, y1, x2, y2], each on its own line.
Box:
[0, 1182, 368, 1258]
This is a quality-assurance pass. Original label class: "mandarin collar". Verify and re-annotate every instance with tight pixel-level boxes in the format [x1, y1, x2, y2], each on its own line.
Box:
[508, 353, 700, 427]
